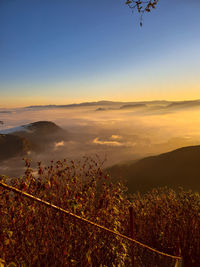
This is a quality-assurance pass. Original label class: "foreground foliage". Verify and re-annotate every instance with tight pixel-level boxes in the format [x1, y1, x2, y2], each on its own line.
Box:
[0, 157, 199, 266]
[0, 158, 131, 266]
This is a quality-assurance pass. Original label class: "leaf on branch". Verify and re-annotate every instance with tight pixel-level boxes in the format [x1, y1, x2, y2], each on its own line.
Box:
[125, 0, 132, 4]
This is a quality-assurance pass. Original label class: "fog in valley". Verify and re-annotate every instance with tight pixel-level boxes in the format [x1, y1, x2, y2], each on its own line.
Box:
[1, 100, 200, 177]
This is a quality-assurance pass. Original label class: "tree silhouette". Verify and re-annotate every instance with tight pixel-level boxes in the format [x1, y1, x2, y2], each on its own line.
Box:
[125, 0, 159, 26]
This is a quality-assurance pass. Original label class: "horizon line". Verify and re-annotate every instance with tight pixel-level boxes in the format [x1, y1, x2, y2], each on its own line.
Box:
[1, 98, 200, 109]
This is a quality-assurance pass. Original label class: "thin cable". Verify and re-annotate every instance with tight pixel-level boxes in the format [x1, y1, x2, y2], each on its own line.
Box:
[0, 181, 182, 261]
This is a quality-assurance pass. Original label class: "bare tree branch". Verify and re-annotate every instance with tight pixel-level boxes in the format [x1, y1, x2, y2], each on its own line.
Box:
[125, 0, 159, 26]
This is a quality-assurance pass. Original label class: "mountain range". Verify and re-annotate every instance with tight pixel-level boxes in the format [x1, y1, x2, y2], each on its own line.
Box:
[25, 99, 200, 112]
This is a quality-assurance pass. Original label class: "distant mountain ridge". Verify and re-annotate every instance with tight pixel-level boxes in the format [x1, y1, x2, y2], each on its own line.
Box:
[120, 103, 147, 109]
[24, 99, 200, 113]
[107, 145, 200, 193]
[25, 100, 170, 108]
[25, 101, 123, 108]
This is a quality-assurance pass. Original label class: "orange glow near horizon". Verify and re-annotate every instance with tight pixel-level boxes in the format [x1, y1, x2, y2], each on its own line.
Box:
[2, 85, 200, 108]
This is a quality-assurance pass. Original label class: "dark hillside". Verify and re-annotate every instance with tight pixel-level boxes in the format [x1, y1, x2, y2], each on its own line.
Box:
[107, 145, 200, 193]
[14, 121, 67, 151]
[0, 121, 67, 160]
[0, 134, 30, 161]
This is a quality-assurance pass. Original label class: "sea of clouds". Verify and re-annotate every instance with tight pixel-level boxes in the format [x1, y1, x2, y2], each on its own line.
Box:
[1, 101, 200, 177]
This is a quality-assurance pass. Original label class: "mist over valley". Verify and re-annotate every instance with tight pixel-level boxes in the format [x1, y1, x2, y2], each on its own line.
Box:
[1, 99, 200, 192]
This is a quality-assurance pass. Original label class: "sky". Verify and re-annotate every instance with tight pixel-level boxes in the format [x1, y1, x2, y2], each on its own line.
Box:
[1, 0, 200, 107]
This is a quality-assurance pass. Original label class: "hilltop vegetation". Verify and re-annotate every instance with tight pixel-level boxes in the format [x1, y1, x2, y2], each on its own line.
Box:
[0, 157, 200, 266]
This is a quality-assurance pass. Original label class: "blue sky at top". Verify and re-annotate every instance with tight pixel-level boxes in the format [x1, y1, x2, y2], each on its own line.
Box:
[0, 0, 200, 107]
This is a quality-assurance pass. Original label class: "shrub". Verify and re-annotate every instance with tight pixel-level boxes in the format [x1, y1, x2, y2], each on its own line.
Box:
[1, 157, 200, 266]
[0, 157, 130, 266]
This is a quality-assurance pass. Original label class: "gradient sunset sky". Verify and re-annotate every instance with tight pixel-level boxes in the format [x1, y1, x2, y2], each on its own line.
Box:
[1, 0, 200, 107]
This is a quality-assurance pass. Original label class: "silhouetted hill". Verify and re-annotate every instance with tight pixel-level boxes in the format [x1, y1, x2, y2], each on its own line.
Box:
[107, 145, 200, 193]
[13, 121, 67, 151]
[0, 121, 67, 160]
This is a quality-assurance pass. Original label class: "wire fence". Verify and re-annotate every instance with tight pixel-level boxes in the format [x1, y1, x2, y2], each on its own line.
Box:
[0, 181, 182, 266]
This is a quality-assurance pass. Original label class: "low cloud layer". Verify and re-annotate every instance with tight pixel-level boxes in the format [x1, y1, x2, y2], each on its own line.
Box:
[54, 141, 65, 150]
[1, 100, 200, 177]
[93, 137, 123, 147]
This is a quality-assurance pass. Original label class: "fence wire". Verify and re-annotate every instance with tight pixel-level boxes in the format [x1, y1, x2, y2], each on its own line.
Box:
[0, 181, 182, 266]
